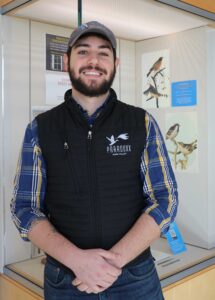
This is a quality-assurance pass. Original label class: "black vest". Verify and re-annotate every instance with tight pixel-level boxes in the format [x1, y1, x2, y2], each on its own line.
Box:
[37, 89, 149, 256]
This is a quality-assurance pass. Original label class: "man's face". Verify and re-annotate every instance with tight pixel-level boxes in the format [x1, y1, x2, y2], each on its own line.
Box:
[68, 35, 118, 97]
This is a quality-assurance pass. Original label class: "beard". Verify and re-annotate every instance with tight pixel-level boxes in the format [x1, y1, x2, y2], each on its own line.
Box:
[68, 65, 116, 97]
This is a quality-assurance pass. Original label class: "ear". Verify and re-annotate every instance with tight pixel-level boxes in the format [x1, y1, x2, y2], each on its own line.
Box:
[115, 57, 120, 69]
[63, 54, 69, 72]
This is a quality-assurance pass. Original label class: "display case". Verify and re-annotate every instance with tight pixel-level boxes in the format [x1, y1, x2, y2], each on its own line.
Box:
[1, 1, 215, 298]
[3, 238, 215, 299]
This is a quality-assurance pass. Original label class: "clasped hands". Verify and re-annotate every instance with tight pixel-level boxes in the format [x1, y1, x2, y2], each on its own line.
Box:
[71, 248, 123, 294]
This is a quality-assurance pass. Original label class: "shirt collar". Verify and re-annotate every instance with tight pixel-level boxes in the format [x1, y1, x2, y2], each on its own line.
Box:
[74, 94, 110, 126]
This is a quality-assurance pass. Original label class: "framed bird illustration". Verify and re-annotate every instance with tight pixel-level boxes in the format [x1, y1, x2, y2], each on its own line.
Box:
[165, 112, 198, 173]
[142, 49, 170, 109]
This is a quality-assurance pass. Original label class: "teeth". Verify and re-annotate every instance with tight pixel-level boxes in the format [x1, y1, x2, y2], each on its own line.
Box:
[84, 71, 100, 76]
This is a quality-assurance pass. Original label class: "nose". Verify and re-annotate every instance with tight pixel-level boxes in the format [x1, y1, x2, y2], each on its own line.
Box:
[87, 52, 99, 66]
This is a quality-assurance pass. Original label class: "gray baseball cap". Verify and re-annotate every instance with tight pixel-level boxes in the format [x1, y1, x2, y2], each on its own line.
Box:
[68, 21, 117, 51]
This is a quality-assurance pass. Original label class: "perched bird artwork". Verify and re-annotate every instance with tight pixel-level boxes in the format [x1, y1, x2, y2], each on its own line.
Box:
[166, 119, 197, 171]
[168, 135, 197, 170]
[176, 140, 197, 156]
[143, 54, 168, 108]
[176, 140, 197, 170]
[166, 123, 180, 141]
[143, 84, 167, 102]
[147, 57, 163, 77]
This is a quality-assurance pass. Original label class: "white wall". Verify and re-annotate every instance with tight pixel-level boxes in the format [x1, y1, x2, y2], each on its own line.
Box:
[3, 16, 31, 264]
[0, 14, 4, 272]
[119, 39, 136, 105]
[136, 26, 214, 248]
[1, 16, 136, 265]
[207, 28, 215, 248]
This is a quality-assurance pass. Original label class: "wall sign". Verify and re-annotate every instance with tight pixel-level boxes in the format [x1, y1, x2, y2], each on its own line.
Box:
[172, 80, 197, 107]
[45, 72, 71, 105]
[46, 34, 69, 72]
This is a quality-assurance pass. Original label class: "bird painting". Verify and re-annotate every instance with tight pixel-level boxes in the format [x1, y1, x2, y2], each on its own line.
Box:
[166, 124, 180, 141]
[143, 84, 167, 101]
[143, 84, 167, 102]
[176, 140, 197, 170]
[142, 50, 170, 109]
[167, 130, 197, 170]
[147, 57, 163, 77]
[176, 140, 197, 156]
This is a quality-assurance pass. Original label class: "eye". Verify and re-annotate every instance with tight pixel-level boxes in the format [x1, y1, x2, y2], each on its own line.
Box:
[78, 50, 88, 55]
[99, 52, 109, 57]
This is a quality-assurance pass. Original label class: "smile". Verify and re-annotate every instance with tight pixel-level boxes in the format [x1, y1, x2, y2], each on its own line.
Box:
[83, 71, 102, 76]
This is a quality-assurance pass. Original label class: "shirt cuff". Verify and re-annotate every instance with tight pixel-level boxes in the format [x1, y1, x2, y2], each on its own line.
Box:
[144, 206, 172, 235]
[13, 209, 47, 241]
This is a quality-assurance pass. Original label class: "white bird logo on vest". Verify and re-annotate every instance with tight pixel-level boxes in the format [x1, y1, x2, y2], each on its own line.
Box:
[106, 133, 129, 146]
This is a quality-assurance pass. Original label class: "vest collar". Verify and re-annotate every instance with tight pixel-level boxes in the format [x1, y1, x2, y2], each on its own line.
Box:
[64, 88, 117, 129]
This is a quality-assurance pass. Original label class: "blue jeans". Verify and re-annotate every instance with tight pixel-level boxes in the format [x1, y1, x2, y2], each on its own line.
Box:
[44, 254, 164, 300]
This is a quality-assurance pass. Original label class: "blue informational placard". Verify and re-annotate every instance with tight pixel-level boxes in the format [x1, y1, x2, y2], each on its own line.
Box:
[172, 80, 197, 107]
[165, 222, 187, 255]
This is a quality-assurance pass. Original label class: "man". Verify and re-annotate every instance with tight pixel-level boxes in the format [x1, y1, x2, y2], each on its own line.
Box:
[11, 21, 178, 299]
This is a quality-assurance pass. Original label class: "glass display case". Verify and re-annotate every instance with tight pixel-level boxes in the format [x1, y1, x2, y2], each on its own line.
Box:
[1, 1, 215, 298]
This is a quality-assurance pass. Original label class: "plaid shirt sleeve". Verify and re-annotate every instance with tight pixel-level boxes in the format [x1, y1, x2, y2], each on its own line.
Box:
[10, 119, 47, 241]
[141, 112, 178, 234]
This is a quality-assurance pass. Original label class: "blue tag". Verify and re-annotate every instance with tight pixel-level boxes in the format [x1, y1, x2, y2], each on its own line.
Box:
[165, 222, 187, 255]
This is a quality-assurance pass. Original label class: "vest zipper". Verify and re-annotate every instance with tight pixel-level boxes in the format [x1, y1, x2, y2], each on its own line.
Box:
[88, 130, 92, 140]
[64, 142, 69, 150]
[87, 129, 102, 247]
